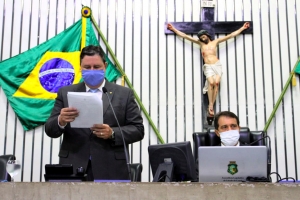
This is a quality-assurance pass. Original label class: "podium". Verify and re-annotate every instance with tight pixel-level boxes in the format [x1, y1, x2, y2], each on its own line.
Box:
[1, 182, 300, 200]
[44, 174, 87, 182]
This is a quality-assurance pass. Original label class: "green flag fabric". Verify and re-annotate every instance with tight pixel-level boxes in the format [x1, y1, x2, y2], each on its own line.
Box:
[0, 17, 121, 131]
[295, 61, 300, 74]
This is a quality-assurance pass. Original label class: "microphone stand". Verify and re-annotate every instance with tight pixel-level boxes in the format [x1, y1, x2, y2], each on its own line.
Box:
[102, 87, 132, 181]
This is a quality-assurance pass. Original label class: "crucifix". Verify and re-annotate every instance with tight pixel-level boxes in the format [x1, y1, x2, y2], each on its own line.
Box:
[165, 5, 253, 127]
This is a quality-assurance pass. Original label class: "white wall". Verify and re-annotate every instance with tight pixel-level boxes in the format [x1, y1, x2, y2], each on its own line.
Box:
[0, 0, 299, 182]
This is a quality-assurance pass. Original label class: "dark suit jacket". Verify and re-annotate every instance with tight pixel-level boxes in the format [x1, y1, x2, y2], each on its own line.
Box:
[45, 81, 144, 180]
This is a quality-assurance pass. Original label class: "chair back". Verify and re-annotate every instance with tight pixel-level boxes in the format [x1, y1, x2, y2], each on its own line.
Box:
[0, 154, 16, 181]
[130, 163, 143, 182]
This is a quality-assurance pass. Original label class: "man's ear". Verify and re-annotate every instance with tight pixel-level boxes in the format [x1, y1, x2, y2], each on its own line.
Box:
[215, 130, 220, 137]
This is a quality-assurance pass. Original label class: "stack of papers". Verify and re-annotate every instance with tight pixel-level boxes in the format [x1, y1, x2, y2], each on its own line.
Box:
[67, 92, 103, 128]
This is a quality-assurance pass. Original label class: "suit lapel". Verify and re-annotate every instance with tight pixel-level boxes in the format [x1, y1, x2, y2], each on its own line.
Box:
[75, 82, 86, 92]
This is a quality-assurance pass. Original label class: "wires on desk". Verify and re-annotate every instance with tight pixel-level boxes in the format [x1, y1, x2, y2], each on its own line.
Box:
[269, 172, 296, 183]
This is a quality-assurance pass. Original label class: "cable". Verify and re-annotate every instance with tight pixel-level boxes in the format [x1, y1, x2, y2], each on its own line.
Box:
[277, 177, 296, 183]
[269, 172, 281, 182]
[268, 172, 296, 183]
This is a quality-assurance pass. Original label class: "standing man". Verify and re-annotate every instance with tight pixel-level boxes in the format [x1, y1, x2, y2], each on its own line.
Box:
[45, 45, 144, 181]
[167, 22, 250, 120]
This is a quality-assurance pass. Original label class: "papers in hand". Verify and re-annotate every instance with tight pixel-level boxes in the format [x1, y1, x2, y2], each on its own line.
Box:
[67, 92, 103, 128]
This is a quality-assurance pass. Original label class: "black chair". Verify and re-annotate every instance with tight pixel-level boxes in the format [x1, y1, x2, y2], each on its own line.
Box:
[192, 127, 266, 163]
[0, 154, 16, 181]
[130, 163, 143, 182]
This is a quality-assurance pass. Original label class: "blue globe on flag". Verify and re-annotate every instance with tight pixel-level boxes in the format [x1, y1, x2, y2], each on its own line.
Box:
[39, 58, 75, 93]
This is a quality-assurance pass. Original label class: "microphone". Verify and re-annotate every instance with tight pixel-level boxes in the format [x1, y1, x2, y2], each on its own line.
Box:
[248, 135, 270, 146]
[102, 87, 132, 181]
[248, 135, 271, 178]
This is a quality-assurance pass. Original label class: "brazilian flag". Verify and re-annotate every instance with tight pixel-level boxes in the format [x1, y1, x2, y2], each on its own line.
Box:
[0, 15, 121, 131]
[295, 59, 300, 74]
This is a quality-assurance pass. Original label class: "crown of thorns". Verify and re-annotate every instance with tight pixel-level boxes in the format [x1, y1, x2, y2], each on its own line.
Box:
[197, 30, 212, 40]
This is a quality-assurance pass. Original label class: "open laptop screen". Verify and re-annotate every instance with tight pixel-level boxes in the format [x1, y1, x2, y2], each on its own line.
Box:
[198, 146, 267, 182]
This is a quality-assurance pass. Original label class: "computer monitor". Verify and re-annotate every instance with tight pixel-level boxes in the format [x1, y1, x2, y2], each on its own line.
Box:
[148, 141, 197, 182]
[44, 164, 87, 182]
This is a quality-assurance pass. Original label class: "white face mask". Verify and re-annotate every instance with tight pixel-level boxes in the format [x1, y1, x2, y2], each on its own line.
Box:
[220, 130, 240, 146]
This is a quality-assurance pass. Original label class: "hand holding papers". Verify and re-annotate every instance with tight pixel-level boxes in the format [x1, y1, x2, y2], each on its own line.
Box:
[67, 92, 103, 128]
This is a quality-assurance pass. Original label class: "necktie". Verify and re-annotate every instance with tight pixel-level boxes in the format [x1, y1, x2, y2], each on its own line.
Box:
[88, 88, 101, 161]
[89, 88, 99, 93]
[88, 88, 102, 99]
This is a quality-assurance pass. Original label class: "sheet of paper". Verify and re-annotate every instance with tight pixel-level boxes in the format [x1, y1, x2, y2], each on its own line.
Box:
[67, 92, 103, 128]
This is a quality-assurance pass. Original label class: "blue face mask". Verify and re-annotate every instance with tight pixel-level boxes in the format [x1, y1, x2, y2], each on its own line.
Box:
[81, 70, 105, 87]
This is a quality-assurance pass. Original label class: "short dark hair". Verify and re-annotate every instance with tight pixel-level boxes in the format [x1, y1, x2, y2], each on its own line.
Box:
[214, 111, 240, 130]
[80, 45, 106, 64]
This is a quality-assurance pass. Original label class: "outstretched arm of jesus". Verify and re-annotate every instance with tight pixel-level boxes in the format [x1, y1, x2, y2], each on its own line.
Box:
[167, 23, 199, 43]
[216, 22, 250, 44]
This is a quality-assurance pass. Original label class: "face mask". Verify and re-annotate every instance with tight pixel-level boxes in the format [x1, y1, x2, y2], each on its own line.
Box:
[82, 70, 105, 87]
[220, 130, 240, 146]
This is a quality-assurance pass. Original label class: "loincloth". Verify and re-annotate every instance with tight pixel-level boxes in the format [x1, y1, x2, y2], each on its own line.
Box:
[202, 61, 223, 94]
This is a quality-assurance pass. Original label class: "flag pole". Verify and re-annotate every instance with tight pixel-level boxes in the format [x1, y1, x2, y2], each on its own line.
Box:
[89, 14, 165, 144]
[263, 57, 300, 132]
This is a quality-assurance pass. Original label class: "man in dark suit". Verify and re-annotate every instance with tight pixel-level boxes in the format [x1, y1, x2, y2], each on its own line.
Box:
[45, 45, 144, 181]
[214, 111, 241, 146]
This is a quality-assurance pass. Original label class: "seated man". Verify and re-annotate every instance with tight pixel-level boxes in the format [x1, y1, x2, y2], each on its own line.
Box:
[214, 111, 241, 146]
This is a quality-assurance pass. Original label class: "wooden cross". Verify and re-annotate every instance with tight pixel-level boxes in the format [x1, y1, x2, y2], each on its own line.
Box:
[165, 7, 253, 36]
[165, 7, 253, 128]
[165, 21, 253, 38]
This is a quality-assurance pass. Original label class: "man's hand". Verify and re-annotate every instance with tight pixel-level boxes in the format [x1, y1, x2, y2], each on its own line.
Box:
[91, 124, 113, 140]
[59, 107, 79, 126]
[243, 22, 250, 30]
[167, 23, 174, 31]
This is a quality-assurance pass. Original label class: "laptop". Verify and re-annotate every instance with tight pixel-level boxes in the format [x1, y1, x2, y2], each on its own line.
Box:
[198, 146, 267, 182]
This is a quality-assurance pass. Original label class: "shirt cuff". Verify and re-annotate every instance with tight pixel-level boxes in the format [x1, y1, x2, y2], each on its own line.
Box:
[58, 115, 67, 129]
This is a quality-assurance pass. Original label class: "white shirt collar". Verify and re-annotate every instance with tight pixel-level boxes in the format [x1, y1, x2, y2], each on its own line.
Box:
[85, 79, 106, 92]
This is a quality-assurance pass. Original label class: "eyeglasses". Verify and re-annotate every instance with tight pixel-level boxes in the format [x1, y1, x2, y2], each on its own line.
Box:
[219, 124, 239, 131]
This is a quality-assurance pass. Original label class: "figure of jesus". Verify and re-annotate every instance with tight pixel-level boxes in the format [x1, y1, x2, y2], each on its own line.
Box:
[167, 22, 250, 120]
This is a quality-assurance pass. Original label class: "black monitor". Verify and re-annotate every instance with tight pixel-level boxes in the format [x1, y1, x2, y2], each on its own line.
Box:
[148, 141, 197, 182]
[44, 164, 87, 182]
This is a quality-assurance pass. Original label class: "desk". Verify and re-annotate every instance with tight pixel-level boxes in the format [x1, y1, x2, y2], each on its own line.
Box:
[1, 182, 300, 200]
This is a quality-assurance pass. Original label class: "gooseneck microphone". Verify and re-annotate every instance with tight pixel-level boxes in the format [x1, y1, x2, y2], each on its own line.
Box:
[102, 87, 132, 181]
[248, 135, 271, 177]
[248, 135, 270, 145]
